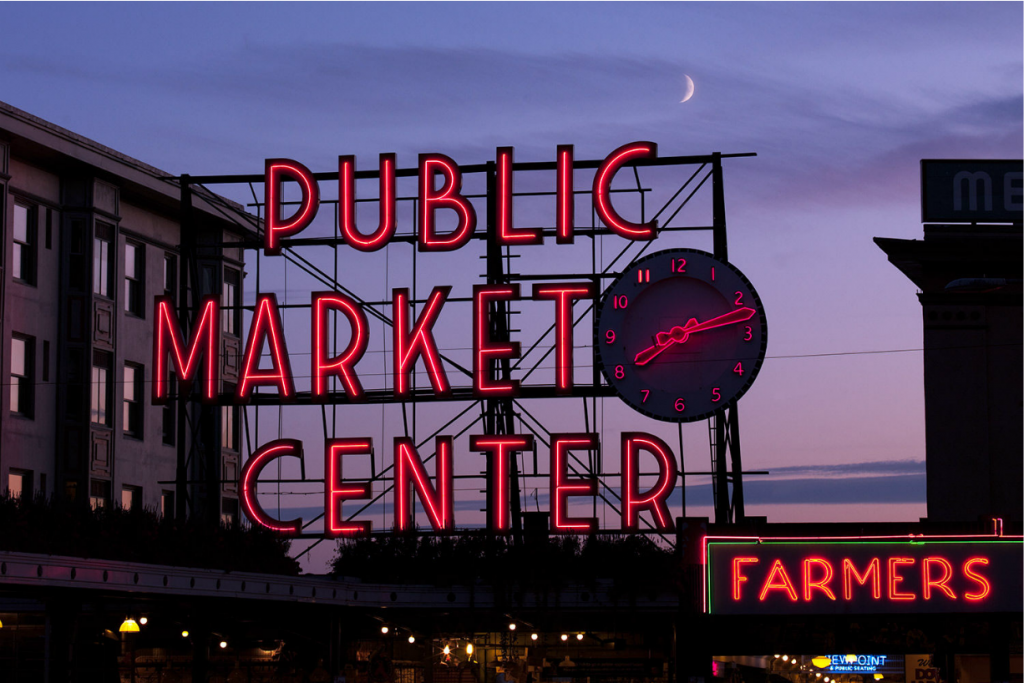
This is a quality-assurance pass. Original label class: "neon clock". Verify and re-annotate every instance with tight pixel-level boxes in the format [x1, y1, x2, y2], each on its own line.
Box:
[594, 248, 767, 422]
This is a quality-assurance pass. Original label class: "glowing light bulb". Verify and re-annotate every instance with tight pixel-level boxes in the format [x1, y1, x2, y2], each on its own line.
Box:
[408, 636, 416, 644]
[576, 633, 584, 641]
[561, 634, 568, 642]
[181, 630, 189, 638]
[219, 641, 228, 649]
[444, 645, 451, 655]
[782, 656, 789, 662]
[381, 626, 389, 635]
[139, 617, 148, 626]
[466, 643, 474, 656]
[509, 623, 516, 631]
[531, 633, 538, 641]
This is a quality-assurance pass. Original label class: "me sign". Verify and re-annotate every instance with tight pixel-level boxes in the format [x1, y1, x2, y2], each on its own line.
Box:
[921, 159, 1023, 224]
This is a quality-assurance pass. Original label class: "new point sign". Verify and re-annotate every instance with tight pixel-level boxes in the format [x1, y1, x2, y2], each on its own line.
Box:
[155, 142, 686, 537]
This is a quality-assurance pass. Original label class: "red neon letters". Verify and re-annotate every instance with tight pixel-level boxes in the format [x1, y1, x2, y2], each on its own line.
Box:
[339, 153, 397, 251]
[533, 283, 594, 393]
[556, 144, 575, 243]
[152, 295, 219, 403]
[312, 292, 368, 401]
[550, 434, 598, 533]
[473, 285, 521, 397]
[265, 159, 319, 255]
[496, 147, 542, 246]
[593, 142, 658, 240]
[725, 554, 996, 606]
[237, 294, 294, 403]
[394, 437, 454, 532]
[325, 438, 373, 538]
[393, 287, 451, 397]
[419, 154, 476, 252]
[470, 435, 534, 533]
[240, 439, 303, 535]
[621, 433, 677, 531]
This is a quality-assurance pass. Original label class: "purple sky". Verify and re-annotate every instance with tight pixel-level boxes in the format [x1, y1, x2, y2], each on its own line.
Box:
[2, 3, 1021, 571]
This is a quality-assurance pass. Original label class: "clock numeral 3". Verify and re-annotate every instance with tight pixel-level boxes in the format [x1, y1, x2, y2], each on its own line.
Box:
[744, 326, 752, 341]
[712, 387, 721, 402]
[674, 398, 685, 412]
[614, 365, 625, 380]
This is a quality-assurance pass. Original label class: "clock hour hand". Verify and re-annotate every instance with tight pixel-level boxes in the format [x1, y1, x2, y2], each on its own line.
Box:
[633, 307, 756, 366]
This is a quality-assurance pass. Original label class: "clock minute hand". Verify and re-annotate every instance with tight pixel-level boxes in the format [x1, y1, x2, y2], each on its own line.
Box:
[633, 307, 756, 366]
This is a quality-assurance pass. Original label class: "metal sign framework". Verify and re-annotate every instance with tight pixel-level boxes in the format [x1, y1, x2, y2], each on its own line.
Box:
[171, 150, 759, 547]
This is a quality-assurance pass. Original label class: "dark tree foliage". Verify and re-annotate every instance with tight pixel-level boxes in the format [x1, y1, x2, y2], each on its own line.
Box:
[0, 493, 300, 575]
[330, 532, 679, 595]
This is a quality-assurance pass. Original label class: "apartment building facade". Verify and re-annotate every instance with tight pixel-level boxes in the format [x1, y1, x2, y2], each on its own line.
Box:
[0, 101, 253, 523]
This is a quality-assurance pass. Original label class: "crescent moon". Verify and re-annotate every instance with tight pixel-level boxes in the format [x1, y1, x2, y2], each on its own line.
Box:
[680, 74, 695, 103]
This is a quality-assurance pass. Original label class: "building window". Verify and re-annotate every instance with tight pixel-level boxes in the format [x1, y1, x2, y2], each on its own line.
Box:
[161, 490, 175, 518]
[90, 479, 111, 510]
[123, 363, 143, 438]
[91, 351, 112, 426]
[93, 223, 113, 298]
[162, 376, 176, 446]
[221, 497, 238, 528]
[10, 334, 34, 418]
[121, 485, 141, 511]
[164, 253, 177, 302]
[8, 469, 32, 499]
[222, 383, 239, 451]
[124, 241, 145, 317]
[222, 268, 240, 336]
[12, 203, 36, 285]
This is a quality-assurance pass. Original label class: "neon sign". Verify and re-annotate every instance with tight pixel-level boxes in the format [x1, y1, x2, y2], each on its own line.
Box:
[705, 535, 1023, 615]
[156, 143, 758, 537]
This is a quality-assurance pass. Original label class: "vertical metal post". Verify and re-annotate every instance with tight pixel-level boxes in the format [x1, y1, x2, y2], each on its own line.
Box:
[485, 164, 523, 545]
[175, 176, 192, 522]
[711, 153, 747, 523]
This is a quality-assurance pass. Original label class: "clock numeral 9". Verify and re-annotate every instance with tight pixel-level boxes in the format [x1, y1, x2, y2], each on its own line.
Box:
[744, 326, 752, 342]
[734, 291, 744, 306]
[671, 258, 687, 273]
[612, 294, 628, 310]
[614, 365, 625, 380]
[674, 398, 685, 412]
[712, 387, 721, 402]
[641, 389, 650, 403]
[605, 330, 616, 344]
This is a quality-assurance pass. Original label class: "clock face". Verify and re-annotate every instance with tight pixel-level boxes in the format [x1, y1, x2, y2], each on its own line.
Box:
[594, 249, 767, 422]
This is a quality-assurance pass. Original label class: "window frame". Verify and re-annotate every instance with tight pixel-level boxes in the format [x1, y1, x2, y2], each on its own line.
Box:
[124, 240, 145, 317]
[91, 350, 113, 427]
[10, 333, 35, 419]
[93, 223, 114, 299]
[222, 267, 241, 337]
[123, 362, 144, 438]
[12, 202, 37, 285]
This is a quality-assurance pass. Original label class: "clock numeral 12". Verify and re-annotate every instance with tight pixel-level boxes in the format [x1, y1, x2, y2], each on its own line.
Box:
[671, 258, 687, 273]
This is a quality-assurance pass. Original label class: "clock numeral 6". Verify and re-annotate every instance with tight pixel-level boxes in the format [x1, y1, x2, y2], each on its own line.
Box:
[733, 362, 743, 376]
[734, 291, 744, 306]
[614, 365, 625, 380]
[612, 294, 628, 310]
[744, 326, 752, 342]
[674, 398, 685, 412]
[712, 387, 721, 402]
[605, 330, 616, 344]
[641, 389, 650, 403]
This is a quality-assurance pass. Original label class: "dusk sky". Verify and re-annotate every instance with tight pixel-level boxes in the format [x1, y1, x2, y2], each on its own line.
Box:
[3, 3, 1021, 571]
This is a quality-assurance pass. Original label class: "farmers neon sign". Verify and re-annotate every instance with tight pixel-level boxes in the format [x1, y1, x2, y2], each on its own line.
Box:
[705, 535, 1023, 614]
